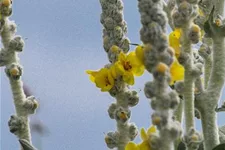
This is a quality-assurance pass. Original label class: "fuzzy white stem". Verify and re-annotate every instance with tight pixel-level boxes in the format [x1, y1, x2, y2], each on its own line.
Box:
[200, 38, 225, 150]
[1, 3, 33, 149]
[174, 98, 183, 123]
[200, 108, 219, 150]
[204, 55, 212, 88]
[207, 38, 225, 94]
[182, 26, 195, 133]
[213, 0, 224, 18]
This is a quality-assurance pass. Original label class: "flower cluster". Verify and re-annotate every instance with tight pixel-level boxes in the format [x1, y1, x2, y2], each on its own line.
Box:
[87, 46, 145, 92]
[135, 42, 184, 85]
[168, 28, 185, 85]
[125, 126, 156, 150]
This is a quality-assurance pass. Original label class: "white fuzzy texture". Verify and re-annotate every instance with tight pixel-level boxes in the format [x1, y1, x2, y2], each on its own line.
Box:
[0, 2, 36, 149]
[194, 0, 225, 149]
[197, 38, 225, 150]
[99, 1, 139, 149]
[138, 0, 182, 149]
[182, 25, 195, 132]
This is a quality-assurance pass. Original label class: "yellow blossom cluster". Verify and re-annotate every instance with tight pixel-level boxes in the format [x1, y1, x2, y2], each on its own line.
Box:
[87, 33, 186, 92]
[125, 126, 156, 150]
[86, 46, 145, 92]
[168, 28, 185, 85]
[134, 41, 184, 85]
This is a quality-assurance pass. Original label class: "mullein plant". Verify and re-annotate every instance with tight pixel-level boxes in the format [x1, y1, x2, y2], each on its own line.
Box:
[126, 0, 182, 150]
[0, 0, 38, 149]
[87, 0, 225, 150]
[87, 0, 142, 150]
[171, 0, 225, 150]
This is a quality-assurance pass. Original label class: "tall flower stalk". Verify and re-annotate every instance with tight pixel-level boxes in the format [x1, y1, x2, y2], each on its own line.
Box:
[136, 0, 182, 149]
[0, 0, 38, 149]
[87, 0, 143, 149]
[195, 2, 225, 149]
[173, 0, 204, 149]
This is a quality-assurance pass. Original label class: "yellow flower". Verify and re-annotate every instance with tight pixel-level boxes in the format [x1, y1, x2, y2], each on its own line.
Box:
[170, 58, 184, 85]
[169, 28, 182, 58]
[115, 52, 145, 85]
[135, 45, 144, 64]
[125, 126, 156, 150]
[169, 28, 185, 85]
[86, 68, 115, 92]
[135, 44, 152, 65]
[125, 142, 139, 150]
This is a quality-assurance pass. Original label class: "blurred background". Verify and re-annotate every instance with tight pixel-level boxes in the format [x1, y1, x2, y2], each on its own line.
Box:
[1, 0, 225, 149]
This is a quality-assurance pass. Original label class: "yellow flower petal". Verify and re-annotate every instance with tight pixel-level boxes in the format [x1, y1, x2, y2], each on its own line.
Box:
[125, 142, 139, 150]
[135, 45, 144, 64]
[115, 62, 125, 75]
[110, 64, 117, 79]
[119, 52, 126, 63]
[127, 51, 136, 61]
[169, 28, 182, 58]
[101, 84, 113, 92]
[86, 70, 98, 82]
[128, 52, 142, 66]
[95, 76, 107, 89]
[123, 72, 134, 85]
[126, 51, 145, 76]
[140, 128, 148, 141]
[138, 141, 151, 150]
[170, 58, 184, 85]
[93, 68, 114, 92]
[107, 69, 114, 86]
[132, 65, 145, 76]
[147, 126, 156, 136]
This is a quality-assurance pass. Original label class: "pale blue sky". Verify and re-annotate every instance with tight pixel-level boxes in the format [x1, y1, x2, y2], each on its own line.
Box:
[1, 1, 225, 150]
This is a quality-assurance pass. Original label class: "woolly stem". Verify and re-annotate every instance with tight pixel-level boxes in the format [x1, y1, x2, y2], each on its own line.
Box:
[184, 70, 195, 130]
[204, 56, 212, 88]
[213, 0, 224, 18]
[182, 26, 195, 133]
[201, 1, 225, 149]
[0, 2, 34, 149]
[200, 37, 225, 150]
[160, 140, 174, 150]
[117, 123, 130, 150]
[10, 79, 26, 116]
[98, 1, 138, 149]
[174, 98, 183, 123]
[174, 99, 183, 149]
[207, 38, 225, 94]
[9, 79, 31, 142]
[200, 108, 219, 150]
[163, 0, 175, 30]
